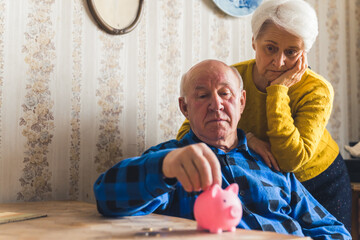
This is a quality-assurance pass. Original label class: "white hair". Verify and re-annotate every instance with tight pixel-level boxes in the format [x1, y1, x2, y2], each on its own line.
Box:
[251, 0, 318, 52]
[180, 73, 187, 98]
[230, 66, 243, 91]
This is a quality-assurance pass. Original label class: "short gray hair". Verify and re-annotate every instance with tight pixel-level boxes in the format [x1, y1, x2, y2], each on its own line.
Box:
[251, 0, 318, 52]
[180, 72, 187, 98]
[230, 66, 243, 91]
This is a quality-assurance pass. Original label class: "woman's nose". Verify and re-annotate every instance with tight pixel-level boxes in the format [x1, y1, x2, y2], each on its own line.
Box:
[272, 52, 286, 69]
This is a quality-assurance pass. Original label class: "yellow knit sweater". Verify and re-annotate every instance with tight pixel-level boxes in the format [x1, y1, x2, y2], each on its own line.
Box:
[177, 59, 339, 182]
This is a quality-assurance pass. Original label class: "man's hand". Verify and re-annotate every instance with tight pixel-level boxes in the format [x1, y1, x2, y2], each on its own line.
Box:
[162, 143, 222, 192]
[246, 133, 280, 171]
[270, 51, 308, 88]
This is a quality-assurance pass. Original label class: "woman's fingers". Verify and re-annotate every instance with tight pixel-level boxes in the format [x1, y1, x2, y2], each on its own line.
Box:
[247, 134, 280, 171]
[268, 152, 280, 171]
[260, 151, 280, 171]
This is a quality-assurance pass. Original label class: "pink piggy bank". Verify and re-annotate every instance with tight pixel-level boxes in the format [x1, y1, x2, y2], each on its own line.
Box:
[194, 183, 242, 234]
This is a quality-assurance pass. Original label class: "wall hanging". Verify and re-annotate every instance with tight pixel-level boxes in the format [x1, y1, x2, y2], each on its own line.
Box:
[87, 0, 144, 35]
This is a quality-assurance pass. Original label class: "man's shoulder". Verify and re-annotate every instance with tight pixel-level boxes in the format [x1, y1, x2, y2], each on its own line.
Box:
[142, 133, 194, 155]
[142, 139, 181, 155]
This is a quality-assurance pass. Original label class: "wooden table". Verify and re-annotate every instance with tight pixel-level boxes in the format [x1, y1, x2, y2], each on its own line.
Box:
[352, 183, 360, 240]
[0, 201, 311, 240]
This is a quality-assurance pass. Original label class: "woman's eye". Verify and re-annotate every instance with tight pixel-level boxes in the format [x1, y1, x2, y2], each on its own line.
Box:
[285, 49, 298, 57]
[265, 45, 277, 54]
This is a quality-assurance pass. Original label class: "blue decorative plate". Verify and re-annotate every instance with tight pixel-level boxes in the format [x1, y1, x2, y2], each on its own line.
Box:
[212, 0, 263, 17]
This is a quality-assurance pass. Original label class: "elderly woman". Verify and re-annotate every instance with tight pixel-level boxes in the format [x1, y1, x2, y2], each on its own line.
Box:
[177, 0, 351, 232]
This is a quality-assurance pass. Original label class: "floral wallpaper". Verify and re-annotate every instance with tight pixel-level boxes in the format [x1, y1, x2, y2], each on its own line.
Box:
[0, 0, 358, 203]
[69, 0, 84, 200]
[18, 0, 55, 201]
[158, 0, 183, 141]
[210, 10, 231, 61]
[94, 33, 124, 174]
[0, 1, 4, 154]
[326, 0, 341, 141]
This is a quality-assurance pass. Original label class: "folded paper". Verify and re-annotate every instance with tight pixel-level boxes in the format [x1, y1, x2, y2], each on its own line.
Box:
[0, 212, 47, 224]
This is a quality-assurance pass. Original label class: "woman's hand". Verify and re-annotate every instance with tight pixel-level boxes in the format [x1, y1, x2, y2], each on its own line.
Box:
[246, 132, 280, 171]
[270, 51, 308, 88]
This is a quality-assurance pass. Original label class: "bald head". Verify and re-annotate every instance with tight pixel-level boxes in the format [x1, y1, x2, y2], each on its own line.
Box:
[180, 60, 243, 100]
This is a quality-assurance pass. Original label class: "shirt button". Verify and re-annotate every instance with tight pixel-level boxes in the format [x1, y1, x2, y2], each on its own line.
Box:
[239, 190, 245, 196]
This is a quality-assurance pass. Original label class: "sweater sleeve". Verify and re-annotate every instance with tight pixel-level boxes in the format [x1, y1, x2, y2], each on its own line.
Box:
[176, 119, 190, 140]
[266, 83, 333, 172]
[94, 149, 177, 217]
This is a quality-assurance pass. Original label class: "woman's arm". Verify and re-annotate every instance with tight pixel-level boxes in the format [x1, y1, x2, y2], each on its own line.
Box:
[246, 132, 280, 171]
[266, 82, 333, 172]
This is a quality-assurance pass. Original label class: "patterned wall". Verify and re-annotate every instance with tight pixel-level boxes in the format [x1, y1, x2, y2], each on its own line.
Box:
[0, 0, 359, 203]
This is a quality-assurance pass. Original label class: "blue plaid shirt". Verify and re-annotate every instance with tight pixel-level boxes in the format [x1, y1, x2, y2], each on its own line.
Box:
[94, 129, 350, 239]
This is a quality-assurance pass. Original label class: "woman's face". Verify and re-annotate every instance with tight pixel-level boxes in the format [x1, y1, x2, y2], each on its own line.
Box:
[252, 23, 305, 85]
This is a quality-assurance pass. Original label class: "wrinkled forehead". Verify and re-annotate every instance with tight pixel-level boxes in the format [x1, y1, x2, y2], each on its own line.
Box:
[256, 22, 304, 49]
[186, 63, 239, 90]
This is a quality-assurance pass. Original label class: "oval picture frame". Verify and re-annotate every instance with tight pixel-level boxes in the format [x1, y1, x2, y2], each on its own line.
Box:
[87, 0, 144, 35]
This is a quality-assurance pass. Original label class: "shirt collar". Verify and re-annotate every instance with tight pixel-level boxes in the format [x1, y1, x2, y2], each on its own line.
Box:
[182, 128, 249, 152]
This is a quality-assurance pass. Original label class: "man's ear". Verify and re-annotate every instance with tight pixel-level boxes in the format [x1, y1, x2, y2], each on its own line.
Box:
[239, 90, 246, 114]
[179, 97, 189, 119]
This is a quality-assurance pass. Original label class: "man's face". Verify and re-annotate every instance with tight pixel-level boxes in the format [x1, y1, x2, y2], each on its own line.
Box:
[179, 61, 246, 147]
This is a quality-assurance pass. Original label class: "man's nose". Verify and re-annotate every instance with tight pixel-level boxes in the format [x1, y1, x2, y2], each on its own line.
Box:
[272, 52, 286, 69]
[209, 94, 224, 111]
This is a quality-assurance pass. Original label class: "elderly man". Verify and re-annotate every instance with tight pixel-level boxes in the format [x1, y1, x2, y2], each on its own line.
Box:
[94, 60, 350, 239]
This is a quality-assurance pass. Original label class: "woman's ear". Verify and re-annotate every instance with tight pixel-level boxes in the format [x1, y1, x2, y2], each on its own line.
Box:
[252, 36, 256, 50]
[179, 97, 189, 119]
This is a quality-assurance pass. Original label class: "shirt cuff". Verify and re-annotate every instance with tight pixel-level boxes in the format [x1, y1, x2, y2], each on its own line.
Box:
[144, 149, 178, 196]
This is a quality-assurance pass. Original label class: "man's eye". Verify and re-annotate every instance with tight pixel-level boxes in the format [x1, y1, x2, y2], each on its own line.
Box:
[198, 94, 208, 99]
[221, 92, 231, 98]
